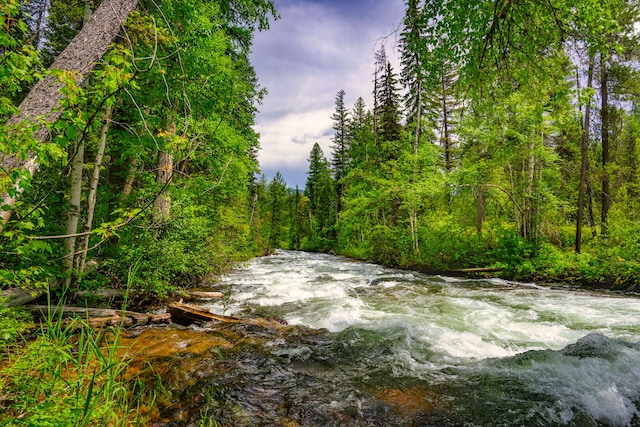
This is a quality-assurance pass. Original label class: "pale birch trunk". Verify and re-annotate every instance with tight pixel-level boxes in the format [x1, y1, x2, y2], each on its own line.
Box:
[77, 104, 113, 274]
[63, 137, 85, 275]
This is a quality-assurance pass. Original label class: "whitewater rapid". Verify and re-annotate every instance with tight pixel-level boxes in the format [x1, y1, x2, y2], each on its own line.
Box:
[202, 250, 640, 426]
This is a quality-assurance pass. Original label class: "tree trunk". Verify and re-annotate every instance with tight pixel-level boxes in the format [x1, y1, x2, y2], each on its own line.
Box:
[63, 1, 95, 282]
[523, 139, 538, 242]
[0, 0, 139, 230]
[476, 186, 484, 234]
[153, 150, 173, 222]
[442, 70, 451, 170]
[600, 53, 610, 234]
[167, 301, 286, 328]
[576, 55, 594, 254]
[410, 207, 419, 254]
[414, 80, 421, 155]
[63, 136, 85, 277]
[77, 104, 113, 274]
[121, 157, 138, 200]
[508, 164, 521, 234]
[153, 118, 175, 223]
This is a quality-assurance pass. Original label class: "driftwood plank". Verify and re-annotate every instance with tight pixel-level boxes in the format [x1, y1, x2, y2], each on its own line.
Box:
[167, 301, 285, 328]
[186, 291, 225, 300]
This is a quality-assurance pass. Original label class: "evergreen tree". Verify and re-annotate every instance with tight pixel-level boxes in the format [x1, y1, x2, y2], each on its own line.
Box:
[267, 172, 287, 252]
[348, 97, 375, 168]
[372, 46, 387, 153]
[428, 60, 461, 170]
[330, 89, 350, 217]
[41, 0, 85, 67]
[377, 62, 403, 152]
[400, 0, 427, 153]
[305, 142, 327, 212]
[304, 143, 335, 244]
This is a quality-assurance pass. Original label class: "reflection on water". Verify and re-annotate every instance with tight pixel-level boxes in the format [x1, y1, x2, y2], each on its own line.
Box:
[137, 250, 640, 426]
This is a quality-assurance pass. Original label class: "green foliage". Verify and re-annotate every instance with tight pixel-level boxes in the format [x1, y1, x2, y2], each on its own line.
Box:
[0, 301, 158, 426]
[104, 212, 238, 295]
[0, 303, 33, 342]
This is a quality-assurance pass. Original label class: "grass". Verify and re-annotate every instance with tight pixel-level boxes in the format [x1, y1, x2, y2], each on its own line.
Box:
[0, 279, 161, 426]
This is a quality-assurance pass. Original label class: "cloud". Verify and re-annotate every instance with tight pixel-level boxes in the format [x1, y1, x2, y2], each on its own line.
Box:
[250, 0, 405, 187]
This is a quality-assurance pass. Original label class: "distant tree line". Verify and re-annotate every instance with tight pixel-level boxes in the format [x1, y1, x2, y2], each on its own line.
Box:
[267, 0, 640, 287]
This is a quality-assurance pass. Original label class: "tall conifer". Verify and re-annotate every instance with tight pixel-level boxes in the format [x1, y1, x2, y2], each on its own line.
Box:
[330, 89, 350, 217]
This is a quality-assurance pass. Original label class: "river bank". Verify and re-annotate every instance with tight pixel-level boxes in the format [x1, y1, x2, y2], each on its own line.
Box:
[316, 244, 640, 294]
[3, 250, 640, 426]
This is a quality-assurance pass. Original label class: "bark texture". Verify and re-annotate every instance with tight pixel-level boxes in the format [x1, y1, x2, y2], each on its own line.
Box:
[0, 0, 139, 227]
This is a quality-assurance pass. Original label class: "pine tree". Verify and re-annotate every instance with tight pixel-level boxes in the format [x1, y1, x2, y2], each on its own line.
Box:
[348, 97, 374, 168]
[41, 0, 85, 67]
[377, 61, 403, 148]
[306, 143, 327, 212]
[267, 172, 287, 252]
[304, 143, 335, 240]
[400, 0, 427, 154]
[330, 89, 349, 217]
[428, 60, 461, 170]
[372, 46, 387, 153]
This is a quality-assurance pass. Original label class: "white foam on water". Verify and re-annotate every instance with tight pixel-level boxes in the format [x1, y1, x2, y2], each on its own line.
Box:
[213, 251, 640, 363]
[430, 328, 518, 362]
[493, 334, 640, 426]
[204, 251, 640, 425]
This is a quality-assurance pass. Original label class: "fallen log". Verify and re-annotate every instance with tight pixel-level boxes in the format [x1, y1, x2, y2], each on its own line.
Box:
[167, 301, 286, 328]
[75, 288, 129, 299]
[452, 267, 503, 273]
[185, 291, 225, 300]
[1, 286, 48, 307]
[24, 305, 171, 327]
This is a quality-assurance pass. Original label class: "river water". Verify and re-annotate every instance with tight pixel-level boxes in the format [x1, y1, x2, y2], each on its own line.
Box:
[189, 250, 640, 426]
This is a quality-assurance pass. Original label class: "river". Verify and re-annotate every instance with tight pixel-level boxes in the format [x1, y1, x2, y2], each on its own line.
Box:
[152, 250, 640, 426]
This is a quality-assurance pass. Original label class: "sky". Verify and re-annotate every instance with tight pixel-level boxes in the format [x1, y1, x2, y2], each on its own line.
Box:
[249, 0, 406, 188]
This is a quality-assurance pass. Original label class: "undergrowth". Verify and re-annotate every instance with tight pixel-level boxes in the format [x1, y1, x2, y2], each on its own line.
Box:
[0, 282, 161, 425]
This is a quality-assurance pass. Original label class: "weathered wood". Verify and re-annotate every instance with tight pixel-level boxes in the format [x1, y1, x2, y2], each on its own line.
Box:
[452, 267, 503, 273]
[185, 291, 225, 300]
[75, 288, 129, 299]
[1, 287, 45, 307]
[24, 305, 171, 327]
[26, 305, 118, 317]
[86, 316, 134, 328]
[167, 301, 285, 328]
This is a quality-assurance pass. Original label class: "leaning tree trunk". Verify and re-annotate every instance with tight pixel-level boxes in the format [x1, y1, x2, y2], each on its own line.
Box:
[0, 0, 139, 231]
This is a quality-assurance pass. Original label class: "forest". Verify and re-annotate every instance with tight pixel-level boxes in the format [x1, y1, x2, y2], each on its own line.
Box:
[282, 0, 640, 289]
[1, 0, 640, 424]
